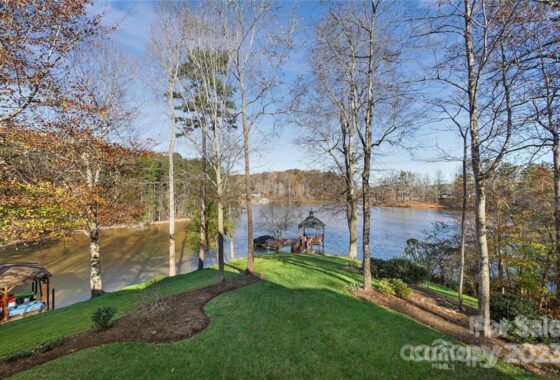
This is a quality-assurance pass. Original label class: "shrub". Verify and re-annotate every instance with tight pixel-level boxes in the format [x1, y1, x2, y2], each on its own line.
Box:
[345, 282, 361, 294]
[2, 337, 68, 362]
[444, 279, 476, 297]
[490, 294, 540, 322]
[343, 264, 362, 274]
[135, 286, 170, 323]
[34, 337, 67, 353]
[371, 258, 428, 285]
[377, 278, 395, 296]
[91, 306, 117, 329]
[3, 349, 34, 362]
[390, 279, 412, 298]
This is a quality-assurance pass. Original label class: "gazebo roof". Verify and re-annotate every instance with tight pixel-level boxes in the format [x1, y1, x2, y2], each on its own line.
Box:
[298, 210, 325, 230]
[0, 263, 51, 288]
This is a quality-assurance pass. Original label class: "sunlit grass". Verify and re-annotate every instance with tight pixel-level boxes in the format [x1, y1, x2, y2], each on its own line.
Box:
[421, 281, 479, 308]
[11, 253, 531, 379]
[0, 268, 239, 358]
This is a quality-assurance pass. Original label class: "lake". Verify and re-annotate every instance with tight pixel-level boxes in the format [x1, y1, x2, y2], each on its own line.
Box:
[0, 205, 453, 307]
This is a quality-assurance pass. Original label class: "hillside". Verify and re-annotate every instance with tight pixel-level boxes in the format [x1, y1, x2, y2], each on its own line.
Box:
[0, 254, 530, 379]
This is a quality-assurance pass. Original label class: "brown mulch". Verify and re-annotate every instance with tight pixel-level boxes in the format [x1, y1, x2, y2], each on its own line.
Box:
[356, 287, 558, 379]
[0, 275, 260, 379]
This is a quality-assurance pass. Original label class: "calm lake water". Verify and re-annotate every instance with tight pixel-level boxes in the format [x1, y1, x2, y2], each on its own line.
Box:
[0, 205, 452, 307]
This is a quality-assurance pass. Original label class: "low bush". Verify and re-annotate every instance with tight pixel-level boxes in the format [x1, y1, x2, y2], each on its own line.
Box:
[91, 306, 117, 329]
[371, 258, 428, 285]
[3, 349, 34, 362]
[390, 279, 412, 298]
[443, 279, 476, 297]
[377, 278, 395, 296]
[33, 337, 67, 354]
[490, 294, 540, 322]
[345, 282, 362, 294]
[343, 264, 362, 274]
[490, 294, 544, 343]
[2, 337, 68, 362]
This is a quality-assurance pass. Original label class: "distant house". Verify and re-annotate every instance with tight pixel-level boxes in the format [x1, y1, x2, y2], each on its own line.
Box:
[439, 192, 453, 200]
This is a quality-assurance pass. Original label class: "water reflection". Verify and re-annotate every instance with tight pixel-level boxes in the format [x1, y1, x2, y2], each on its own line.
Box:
[0, 205, 452, 307]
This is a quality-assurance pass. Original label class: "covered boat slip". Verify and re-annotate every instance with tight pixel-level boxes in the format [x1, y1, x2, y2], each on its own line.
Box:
[0, 263, 54, 323]
[292, 210, 325, 253]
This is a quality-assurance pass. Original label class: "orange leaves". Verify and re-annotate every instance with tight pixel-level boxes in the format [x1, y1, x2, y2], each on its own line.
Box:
[0, 179, 85, 244]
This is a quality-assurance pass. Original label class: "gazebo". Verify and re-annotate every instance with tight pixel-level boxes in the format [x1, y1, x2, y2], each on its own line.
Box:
[0, 263, 53, 322]
[298, 210, 325, 253]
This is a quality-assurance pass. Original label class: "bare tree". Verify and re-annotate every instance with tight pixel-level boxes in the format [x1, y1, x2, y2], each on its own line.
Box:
[518, 2, 560, 297]
[224, 0, 294, 273]
[419, 0, 524, 336]
[324, 1, 412, 290]
[292, 9, 362, 261]
[149, 2, 190, 277]
[260, 197, 298, 241]
[435, 102, 470, 311]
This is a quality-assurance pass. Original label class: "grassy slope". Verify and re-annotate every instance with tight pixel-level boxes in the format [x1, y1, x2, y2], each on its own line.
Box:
[421, 282, 479, 308]
[0, 269, 238, 357]
[10, 254, 531, 379]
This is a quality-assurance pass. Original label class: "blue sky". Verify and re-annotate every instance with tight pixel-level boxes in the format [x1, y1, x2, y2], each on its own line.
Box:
[90, 0, 464, 183]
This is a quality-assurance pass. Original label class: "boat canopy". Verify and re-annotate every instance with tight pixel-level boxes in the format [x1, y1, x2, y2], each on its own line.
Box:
[0, 263, 51, 289]
[298, 210, 326, 230]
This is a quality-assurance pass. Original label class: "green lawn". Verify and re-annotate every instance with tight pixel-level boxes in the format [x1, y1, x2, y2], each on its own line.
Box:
[0, 268, 239, 358]
[3, 254, 532, 379]
[421, 281, 479, 308]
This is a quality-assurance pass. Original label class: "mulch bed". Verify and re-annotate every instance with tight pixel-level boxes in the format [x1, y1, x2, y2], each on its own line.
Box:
[0, 274, 260, 379]
[356, 287, 558, 379]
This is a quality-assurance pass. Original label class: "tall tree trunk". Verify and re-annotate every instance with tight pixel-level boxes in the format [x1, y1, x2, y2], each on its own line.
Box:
[362, 147, 372, 290]
[85, 162, 103, 297]
[458, 135, 467, 311]
[228, 205, 235, 261]
[217, 198, 225, 282]
[240, 78, 255, 273]
[198, 128, 207, 270]
[347, 197, 358, 260]
[344, 116, 358, 260]
[553, 136, 560, 299]
[89, 214, 103, 297]
[216, 153, 225, 283]
[168, 95, 177, 277]
[464, 0, 490, 337]
[361, 2, 376, 291]
[474, 180, 491, 335]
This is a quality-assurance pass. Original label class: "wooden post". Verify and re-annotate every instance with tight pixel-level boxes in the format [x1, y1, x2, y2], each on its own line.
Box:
[51, 288, 55, 310]
[322, 233, 325, 253]
[40, 280, 48, 305]
[2, 288, 8, 322]
[46, 279, 50, 310]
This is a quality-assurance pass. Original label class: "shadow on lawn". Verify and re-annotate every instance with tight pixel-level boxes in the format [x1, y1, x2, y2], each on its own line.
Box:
[258, 253, 361, 287]
[1, 260, 529, 380]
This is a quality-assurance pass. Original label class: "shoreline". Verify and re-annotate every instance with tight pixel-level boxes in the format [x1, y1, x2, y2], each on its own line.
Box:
[0, 218, 192, 249]
[97, 217, 191, 231]
[265, 199, 446, 211]
[372, 200, 445, 210]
